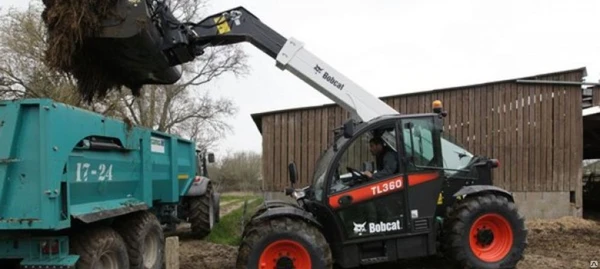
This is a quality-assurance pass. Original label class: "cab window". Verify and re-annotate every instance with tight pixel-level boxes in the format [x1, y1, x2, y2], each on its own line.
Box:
[402, 117, 441, 171]
[328, 123, 399, 194]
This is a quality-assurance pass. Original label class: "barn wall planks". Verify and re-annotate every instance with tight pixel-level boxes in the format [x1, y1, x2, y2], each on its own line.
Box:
[258, 69, 585, 201]
[593, 86, 600, 106]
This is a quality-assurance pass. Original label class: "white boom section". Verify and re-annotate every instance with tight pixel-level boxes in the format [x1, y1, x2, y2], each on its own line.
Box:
[275, 38, 399, 123]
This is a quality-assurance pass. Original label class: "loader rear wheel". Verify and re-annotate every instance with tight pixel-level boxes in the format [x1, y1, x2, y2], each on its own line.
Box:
[236, 216, 333, 269]
[188, 183, 214, 239]
[443, 193, 527, 269]
[113, 211, 165, 269]
[70, 226, 129, 269]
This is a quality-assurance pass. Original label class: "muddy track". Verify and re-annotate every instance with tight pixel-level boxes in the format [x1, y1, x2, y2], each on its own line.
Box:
[170, 198, 256, 237]
[219, 199, 257, 218]
[180, 240, 238, 269]
[178, 198, 257, 269]
[179, 216, 600, 269]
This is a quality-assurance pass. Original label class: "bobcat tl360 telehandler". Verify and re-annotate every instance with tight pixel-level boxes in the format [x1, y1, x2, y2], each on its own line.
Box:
[61, 1, 528, 268]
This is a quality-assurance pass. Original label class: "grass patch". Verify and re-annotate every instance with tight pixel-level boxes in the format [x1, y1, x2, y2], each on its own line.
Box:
[220, 196, 242, 203]
[206, 197, 265, 246]
[220, 194, 259, 203]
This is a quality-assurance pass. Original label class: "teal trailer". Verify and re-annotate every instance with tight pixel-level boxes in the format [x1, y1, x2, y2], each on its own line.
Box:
[0, 99, 219, 269]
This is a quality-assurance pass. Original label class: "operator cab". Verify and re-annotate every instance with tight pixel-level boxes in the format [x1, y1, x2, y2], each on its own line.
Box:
[287, 101, 473, 266]
[328, 113, 442, 230]
[195, 150, 215, 178]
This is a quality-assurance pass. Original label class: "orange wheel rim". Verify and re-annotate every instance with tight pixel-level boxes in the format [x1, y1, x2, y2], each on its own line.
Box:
[469, 213, 513, 263]
[258, 239, 312, 269]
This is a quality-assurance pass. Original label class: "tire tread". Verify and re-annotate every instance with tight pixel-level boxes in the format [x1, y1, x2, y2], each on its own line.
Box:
[188, 183, 213, 239]
[70, 226, 130, 269]
[442, 193, 528, 269]
[236, 216, 333, 269]
[113, 210, 165, 269]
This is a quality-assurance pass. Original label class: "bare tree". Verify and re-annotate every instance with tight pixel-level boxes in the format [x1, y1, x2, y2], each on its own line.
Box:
[211, 150, 262, 192]
[0, 2, 122, 113]
[0, 0, 248, 151]
[109, 0, 250, 150]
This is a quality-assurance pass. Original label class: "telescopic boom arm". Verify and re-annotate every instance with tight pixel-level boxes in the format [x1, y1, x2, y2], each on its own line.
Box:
[158, 5, 399, 123]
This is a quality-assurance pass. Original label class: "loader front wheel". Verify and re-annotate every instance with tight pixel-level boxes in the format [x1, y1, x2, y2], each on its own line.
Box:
[443, 193, 527, 269]
[236, 217, 333, 269]
[70, 226, 129, 269]
[113, 211, 165, 269]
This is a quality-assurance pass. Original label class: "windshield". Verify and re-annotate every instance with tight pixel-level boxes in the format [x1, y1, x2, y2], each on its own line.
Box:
[401, 122, 473, 175]
[381, 121, 472, 174]
[312, 136, 350, 201]
[440, 134, 474, 175]
[404, 126, 473, 174]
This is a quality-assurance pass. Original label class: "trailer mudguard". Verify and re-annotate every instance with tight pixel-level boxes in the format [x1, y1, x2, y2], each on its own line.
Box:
[453, 185, 514, 202]
[185, 176, 211, 197]
[251, 201, 322, 229]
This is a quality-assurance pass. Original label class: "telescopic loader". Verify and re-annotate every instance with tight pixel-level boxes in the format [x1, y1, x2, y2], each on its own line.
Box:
[35, 1, 528, 268]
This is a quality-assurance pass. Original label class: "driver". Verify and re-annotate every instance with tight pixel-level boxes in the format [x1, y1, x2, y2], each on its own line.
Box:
[342, 136, 400, 231]
[362, 137, 398, 180]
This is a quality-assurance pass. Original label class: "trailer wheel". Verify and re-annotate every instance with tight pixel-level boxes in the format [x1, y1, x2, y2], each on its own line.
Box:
[113, 211, 165, 269]
[188, 183, 214, 239]
[70, 226, 129, 269]
[236, 217, 333, 269]
[443, 193, 527, 269]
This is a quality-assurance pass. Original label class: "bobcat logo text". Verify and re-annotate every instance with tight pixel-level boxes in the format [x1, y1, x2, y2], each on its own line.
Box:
[353, 220, 403, 236]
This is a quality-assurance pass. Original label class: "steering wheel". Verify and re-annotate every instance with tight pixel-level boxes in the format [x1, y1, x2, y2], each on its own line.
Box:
[346, 166, 370, 182]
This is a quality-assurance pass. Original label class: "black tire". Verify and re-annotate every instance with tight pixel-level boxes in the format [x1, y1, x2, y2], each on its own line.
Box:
[213, 192, 221, 224]
[442, 193, 527, 269]
[188, 183, 214, 239]
[236, 217, 333, 269]
[70, 226, 130, 269]
[113, 211, 165, 269]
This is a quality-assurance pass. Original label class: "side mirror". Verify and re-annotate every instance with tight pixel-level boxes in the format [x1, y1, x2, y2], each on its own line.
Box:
[288, 162, 298, 185]
[343, 120, 354, 138]
[208, 153, 215, 163]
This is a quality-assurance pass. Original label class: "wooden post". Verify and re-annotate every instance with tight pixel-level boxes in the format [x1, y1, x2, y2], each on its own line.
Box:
[165, 236, 180, 269]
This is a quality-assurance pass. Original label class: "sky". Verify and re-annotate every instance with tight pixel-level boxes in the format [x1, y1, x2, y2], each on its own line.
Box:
[2, 0, 600, 159]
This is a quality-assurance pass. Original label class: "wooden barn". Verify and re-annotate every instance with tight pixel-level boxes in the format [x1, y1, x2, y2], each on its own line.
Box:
[251, 67, 594, 219]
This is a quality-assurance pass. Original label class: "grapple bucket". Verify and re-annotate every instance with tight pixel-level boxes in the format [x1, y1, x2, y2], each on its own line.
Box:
[42, 0, 185, 97]
[89, 0, 182, 86]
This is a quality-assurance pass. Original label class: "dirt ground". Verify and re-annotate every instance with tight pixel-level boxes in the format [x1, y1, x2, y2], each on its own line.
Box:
[179, 214, 600, 269]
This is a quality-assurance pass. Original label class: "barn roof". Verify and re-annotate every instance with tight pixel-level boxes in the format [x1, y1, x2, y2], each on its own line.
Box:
[250, 67, 587, 134]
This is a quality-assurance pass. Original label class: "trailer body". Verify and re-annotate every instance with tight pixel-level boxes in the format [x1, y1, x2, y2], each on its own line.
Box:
[0, 98, 198, 267]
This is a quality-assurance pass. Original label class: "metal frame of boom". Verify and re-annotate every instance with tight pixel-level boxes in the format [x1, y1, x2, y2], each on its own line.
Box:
[157, 5, 399, 123]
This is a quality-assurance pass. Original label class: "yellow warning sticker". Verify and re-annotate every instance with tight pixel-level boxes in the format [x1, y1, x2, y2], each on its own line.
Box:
[214, 16, 231, 34]
[178, 174, 189, 180]
[437, 193, 443, 205]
